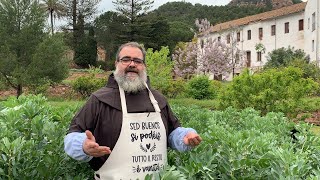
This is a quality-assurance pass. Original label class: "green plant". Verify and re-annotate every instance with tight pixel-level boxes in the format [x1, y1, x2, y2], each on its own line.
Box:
[146, 46, 174, 94]
[28, 79, 51, 95]
[219, 67, 318, 115]
[96, 60, 107, 71]
[169, 106, 320, 179]
[0, 95, 93, 179]
[160, 78, 187, 98]
[72, 74, 105, 97]
[186, 75, 216, 100]
[264, 46, 308, 69]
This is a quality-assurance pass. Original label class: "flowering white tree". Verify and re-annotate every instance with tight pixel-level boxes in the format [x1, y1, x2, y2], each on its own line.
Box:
[172, 18, 246, 80]
[172, 42, 198, 79]
[199, 39, 234, 78]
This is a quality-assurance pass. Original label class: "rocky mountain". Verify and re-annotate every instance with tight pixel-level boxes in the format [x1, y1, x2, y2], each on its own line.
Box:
[228, 0, 300, 9]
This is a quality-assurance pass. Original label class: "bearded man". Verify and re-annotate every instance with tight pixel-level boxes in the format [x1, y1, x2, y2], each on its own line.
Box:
[64, 42, 202, 180]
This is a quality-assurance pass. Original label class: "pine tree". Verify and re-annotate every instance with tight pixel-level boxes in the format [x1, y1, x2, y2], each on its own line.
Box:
[112, 0, 154, 41]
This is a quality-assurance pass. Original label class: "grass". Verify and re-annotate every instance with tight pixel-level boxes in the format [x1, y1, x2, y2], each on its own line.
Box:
[47, 99, 85, 110]
[310, 126, 320, 136]
[169, 98, 219, 110]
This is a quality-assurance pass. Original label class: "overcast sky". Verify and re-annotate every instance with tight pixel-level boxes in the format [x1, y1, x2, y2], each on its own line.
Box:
[98, 0, 232, 14]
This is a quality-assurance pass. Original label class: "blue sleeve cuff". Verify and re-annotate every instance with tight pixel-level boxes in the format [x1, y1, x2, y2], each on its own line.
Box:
[168, 127, 197, 152]
[64, 132, 93, 162]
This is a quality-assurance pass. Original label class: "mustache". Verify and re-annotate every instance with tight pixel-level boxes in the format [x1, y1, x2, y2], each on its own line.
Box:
[125, 67, 139, 73]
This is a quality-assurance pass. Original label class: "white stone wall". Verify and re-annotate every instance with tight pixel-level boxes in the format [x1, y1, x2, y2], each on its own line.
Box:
[304, 0, 320, 63]
[197, 0, 320, 80]
[202, 12, 305, 68]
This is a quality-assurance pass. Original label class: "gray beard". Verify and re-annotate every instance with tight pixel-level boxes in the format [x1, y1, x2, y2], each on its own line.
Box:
[114, 68, 147, 93]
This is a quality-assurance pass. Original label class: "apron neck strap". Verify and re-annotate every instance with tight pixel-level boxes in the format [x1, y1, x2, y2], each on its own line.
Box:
[118, 82, 161, 114]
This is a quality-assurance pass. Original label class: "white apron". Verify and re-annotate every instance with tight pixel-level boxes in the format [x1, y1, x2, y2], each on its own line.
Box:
[95, 83, 167, 180]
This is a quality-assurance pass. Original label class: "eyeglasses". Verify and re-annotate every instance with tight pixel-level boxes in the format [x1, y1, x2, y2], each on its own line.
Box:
[119, 57, 144, 65]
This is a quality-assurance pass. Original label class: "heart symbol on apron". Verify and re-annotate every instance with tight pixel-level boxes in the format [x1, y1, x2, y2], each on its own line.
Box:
[146, 143, 151, 149]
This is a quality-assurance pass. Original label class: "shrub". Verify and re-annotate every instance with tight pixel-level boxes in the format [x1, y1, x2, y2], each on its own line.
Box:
[219, 67, 319, 115]
[145, 46, 174, 95]
[28, 79, 51, 95]
[264, 46, 308, 69]
[186, 75, 216, 100]
[160, 78, 187, 98]
[72, 74, 105, 98]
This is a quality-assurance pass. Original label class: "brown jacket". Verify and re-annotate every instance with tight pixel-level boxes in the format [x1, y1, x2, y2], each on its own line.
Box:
[68, 74, 181, 170]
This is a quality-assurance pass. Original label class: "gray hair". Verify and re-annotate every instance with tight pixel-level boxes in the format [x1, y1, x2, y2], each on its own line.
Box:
[115, 42, 146, 61]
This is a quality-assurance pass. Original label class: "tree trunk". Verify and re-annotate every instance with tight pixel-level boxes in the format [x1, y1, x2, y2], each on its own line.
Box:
[50, 10, 54, 35]
[72, 0, 77, 45]
[16, 84, 22, 99]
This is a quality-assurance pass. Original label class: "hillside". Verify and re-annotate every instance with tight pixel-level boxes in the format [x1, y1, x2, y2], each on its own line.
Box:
[228, 0, 302, 9]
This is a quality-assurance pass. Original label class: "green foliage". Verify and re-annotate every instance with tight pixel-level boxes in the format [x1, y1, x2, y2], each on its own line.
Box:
[1, 96, 320, 179]
[74, 26, 97, 68]
[170, 98, 219, 110]
[94, 11, 128, 61]
[145, 165, 186, 180]
[171, 104, 212, 135]
[94, 1, 270, 56]
[96, 60, 107, 71]
[72, 74, 105, 98]
[169, 106, 320, 179]
[145, 46, 174, 95]
[105, 59, 116, 71]
[264, 47, 308, 69]
[287, 58, 320, 81]
[186, 76, 217, 100]
[161, 78, 187, 98]
[219, 67, 319, 115]
[28, 80, 51, 95]
[0, 95, 92, 179]
[28, 34, 69, 85]
[0, 0, 46, 97]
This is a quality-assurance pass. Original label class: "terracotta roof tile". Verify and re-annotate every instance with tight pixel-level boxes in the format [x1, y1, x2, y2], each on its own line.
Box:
[208, 2, 307, 33]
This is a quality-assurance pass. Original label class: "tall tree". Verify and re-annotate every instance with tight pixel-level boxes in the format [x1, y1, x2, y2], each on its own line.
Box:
[0, 0, 46, 97]
[0, 0, 68, 97]
[40, 0, 66, 35]
[74, 25, 97, 67]
[112, 0, 154, 41]
[94, 11, 128, 61]
[61, 0, 100, 67]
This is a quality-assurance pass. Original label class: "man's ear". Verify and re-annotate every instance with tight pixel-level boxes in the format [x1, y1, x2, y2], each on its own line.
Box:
[114, 60, 118, 66]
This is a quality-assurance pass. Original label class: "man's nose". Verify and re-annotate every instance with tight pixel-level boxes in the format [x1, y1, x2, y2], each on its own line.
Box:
[128, 60, 136, 66]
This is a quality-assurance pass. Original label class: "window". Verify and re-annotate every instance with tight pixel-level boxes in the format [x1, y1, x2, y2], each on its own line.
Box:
[237, 32, 240, 42]
[312, 12, 316, 31]
[285, 22, 289, 33]
[259, 28, 263, 40]
[257, 52, 262, 62]
[246, 51, 251, 67]
[299, 19, 304, 31]
[247, 30, 251, 40]
[235, 52, 240, 63]
[227, 34, 231, 44]
[271, 25, 276, 36]
[218, 36, 221, 41]
[308, 18, 310, 29]
[200, 39, 204, 48]
[214, 74, 222, 81]
[312, 40, 315, 52]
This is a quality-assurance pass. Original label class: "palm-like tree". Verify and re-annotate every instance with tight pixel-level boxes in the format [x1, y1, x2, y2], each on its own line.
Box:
[41, 0, 65, 35]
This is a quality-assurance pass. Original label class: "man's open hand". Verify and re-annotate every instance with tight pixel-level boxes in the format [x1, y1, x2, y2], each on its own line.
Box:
[83, 130, 112, 157]
[183, 132, 202, 147]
